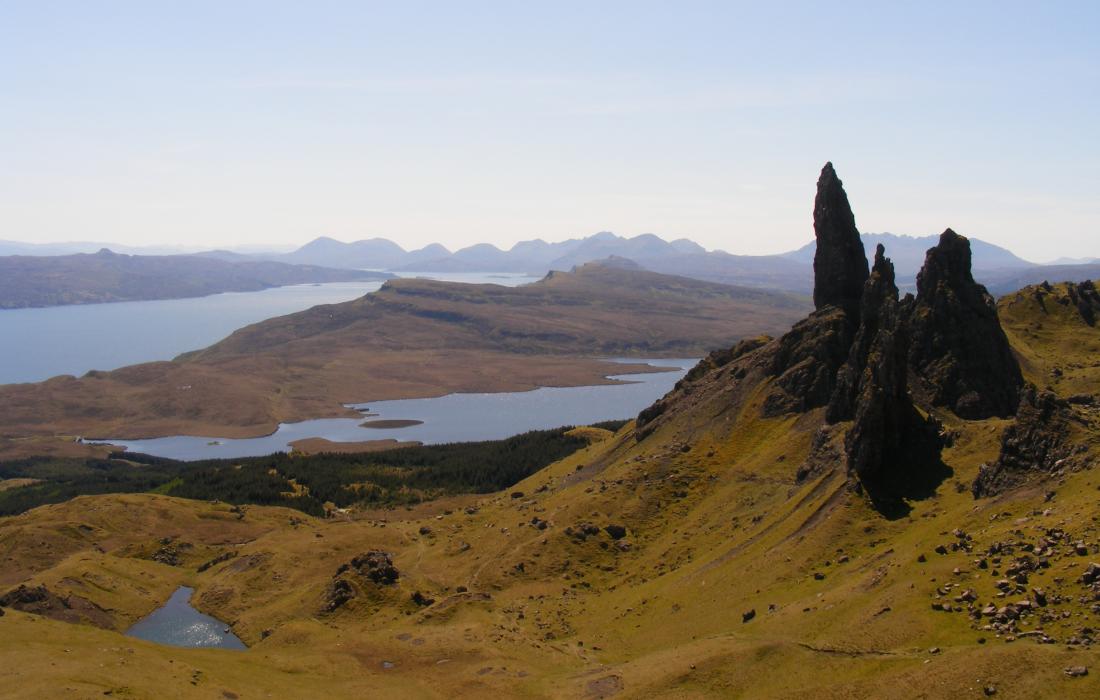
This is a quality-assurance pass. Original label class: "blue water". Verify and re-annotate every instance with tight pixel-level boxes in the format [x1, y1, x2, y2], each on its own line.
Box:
[101, 358, 695, 461]
[0, 272, 539, 385]
[126, 586, 246, 650]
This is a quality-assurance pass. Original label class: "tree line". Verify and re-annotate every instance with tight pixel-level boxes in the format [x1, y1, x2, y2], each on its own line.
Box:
[0, 422, 624, 516]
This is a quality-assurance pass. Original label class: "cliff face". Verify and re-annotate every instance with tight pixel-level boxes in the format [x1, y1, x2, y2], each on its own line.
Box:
[827, 244, 904, 424]
[828, 245, 921, 483]
[907, 229, 1024, 418]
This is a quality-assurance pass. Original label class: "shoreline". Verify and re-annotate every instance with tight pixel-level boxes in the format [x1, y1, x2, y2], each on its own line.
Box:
[76, 357, 688, 444]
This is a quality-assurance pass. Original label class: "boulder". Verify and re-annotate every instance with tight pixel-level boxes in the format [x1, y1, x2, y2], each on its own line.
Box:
[604, 524, 627, 540]
[411, 591, 435, 607]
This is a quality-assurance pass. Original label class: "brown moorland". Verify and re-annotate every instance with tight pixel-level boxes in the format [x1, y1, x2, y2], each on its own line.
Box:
[1, 168, 1099, 698]
[0, 276, 1096, 698]
[0, 262, 808, 442]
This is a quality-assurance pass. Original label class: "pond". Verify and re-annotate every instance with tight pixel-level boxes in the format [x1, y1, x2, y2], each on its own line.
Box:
[100, 358, 696, 461]
[126, 586, 246, 650]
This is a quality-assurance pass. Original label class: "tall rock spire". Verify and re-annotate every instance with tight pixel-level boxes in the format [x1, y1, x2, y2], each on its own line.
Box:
[907, 229, 1024, 418]
[812, 162, 869, 317]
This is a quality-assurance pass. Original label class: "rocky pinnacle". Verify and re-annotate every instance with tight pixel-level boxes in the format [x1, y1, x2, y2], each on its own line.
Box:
[812, 162, 869, 317]
[908, 228, 1023, 418]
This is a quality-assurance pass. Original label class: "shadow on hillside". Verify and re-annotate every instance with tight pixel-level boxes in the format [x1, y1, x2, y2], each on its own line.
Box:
[862, 426, 953, 520]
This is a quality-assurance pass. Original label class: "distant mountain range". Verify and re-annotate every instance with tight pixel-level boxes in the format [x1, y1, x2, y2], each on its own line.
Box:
[239, 231, 1096, 296]
[0, 249, 391, 309]
[4, 231, 1097, 300]
[783, 232, 1033, 278]
[0, 239, 298, 258]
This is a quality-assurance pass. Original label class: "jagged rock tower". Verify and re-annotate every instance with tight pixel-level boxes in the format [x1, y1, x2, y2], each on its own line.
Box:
[763, 163, 870, 416]
[907, 229, 1023, 418]
[812, 162, 869, 319]
[638, 162, 1029, 507]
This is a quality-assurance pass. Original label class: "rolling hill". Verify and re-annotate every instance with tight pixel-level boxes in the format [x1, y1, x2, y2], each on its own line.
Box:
[0, 164, 1098, 698]
[0, 261, 809, 442]
[0, 249, 392, 309]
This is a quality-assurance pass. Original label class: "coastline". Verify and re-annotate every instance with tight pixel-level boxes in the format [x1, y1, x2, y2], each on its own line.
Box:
[0, 356, 688, 460]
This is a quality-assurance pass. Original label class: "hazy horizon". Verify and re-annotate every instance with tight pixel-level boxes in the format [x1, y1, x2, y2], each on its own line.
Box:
[2, 2, 1097, 261]
[1, 227, 1085, 265]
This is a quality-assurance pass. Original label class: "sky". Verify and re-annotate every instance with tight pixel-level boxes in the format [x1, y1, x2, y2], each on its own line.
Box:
[1, 1, 1097, 261]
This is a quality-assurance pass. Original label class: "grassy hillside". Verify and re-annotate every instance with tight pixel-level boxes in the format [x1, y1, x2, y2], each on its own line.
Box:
[1, 281, 1097, 698]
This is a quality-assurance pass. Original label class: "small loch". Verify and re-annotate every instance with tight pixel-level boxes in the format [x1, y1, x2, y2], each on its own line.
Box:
[100, 358, 697, 461]
[126, 586, 246, 650]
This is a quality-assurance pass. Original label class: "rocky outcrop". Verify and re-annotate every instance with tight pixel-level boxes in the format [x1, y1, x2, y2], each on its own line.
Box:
[973, 385, 1075, 497]
[323, 550, 400, 613]
[827, 245, 906, 423]
[763, 307, 853, 417]
[0, 584, 113, 628]
[907, 229, 1023, 418]
[812, 162, 869, 318]
[827, 246, 919, 481]
[1027, 280, 1100, 327]
[639, 165, 1030, 505]
[322, 579, 355, 613]
[1065, 280, 1100, 326]
[765, 163, 868, 416]
[336, 550, 400, 585]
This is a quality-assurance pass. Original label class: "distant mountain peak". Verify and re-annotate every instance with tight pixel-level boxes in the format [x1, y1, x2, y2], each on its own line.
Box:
[571, 255, 643, 273]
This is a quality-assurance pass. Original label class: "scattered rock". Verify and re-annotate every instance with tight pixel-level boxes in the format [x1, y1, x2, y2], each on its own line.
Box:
[565, 523, 601, 542]
[603, 524, 627, 540]
[335, 550, 399, 585]
[742, 609, 756, 623]
[322, 579, 355, 613]
[150, 539, 192, 567]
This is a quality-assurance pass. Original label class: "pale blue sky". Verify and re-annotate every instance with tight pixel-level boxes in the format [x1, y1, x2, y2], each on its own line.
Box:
[1, 1, 1097, 260]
